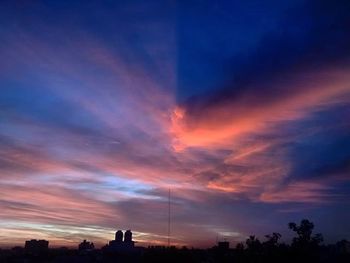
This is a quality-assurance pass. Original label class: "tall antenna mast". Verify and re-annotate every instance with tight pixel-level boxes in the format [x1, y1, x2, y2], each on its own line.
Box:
[168, 188, 171, 247]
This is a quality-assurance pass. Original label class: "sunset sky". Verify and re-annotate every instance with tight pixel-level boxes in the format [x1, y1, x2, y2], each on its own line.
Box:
[0, 0, 350, 248]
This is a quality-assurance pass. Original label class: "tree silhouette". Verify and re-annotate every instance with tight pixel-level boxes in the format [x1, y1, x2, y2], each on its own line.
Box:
[235, 242, 244, 250]
[288, 219, 323, 248]
[288, 217, 323, 263]
[263, 232, 281, 250]
[246, 235, 262, 251]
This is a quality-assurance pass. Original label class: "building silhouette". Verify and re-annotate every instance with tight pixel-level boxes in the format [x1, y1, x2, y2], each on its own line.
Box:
[124, 230, 135, 248]
[115, 230, 123, 242]
[124, 230, 132, 242]
[106, 229, 135, 251]
[218, 241, 230, 250]
[78, 240, 94, 251]
[25, 239, 49, 253]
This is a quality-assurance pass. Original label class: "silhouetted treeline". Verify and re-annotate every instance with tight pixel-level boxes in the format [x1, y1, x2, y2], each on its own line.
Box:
[1, 219, 349, 263]
[231, 219, 349, 263]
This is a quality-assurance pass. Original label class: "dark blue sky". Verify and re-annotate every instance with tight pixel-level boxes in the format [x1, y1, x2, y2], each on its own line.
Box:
[0, 0, 349, 247]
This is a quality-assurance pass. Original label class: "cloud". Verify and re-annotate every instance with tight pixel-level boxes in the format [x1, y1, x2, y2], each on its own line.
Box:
[1, 0, 350, 247]
[169, 0, 350, 208]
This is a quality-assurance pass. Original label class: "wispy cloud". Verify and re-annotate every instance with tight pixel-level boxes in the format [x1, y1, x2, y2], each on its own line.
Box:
[1, 0, 350, 247]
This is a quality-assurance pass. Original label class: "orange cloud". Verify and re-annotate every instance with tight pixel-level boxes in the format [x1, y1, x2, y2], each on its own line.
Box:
[171, 68, 350, 150]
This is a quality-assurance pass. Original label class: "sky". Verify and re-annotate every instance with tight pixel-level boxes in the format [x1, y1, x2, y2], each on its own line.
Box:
[0, 0, 350, 248]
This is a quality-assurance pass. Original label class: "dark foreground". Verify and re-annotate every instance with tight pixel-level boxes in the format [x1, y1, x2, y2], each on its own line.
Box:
[1, 219, 349, 263]
[1, 245, 350, 263]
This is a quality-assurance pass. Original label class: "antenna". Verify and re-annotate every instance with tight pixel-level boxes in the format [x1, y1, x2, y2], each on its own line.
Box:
[168, 188, 171, 247]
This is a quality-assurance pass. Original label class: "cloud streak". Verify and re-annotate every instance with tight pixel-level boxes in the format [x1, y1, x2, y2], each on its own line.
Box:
[0, 0, 350, 247]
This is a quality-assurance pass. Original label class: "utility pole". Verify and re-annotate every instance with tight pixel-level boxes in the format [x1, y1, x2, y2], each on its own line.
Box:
[168, 188, 171, 247]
